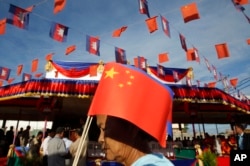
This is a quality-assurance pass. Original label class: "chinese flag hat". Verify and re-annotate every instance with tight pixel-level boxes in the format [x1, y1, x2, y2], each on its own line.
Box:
[88, 62, 173, 147]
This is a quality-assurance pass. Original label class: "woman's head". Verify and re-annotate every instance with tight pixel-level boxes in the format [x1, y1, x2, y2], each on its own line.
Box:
[96, 115, 153, 162]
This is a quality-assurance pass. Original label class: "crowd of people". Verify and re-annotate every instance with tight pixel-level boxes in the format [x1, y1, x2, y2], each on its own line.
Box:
[0, 118, 89, 166]
[1, 122, 250, 166]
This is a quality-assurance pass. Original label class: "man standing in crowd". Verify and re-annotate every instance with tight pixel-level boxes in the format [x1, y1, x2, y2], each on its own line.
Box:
[47, 127, 67, 166]
[5, 126, 14, 147]
[27, 131, 43, 165]
[235, 123, 250, 150]
[69, 128, 88, 166]
[20, 125, 31, 147]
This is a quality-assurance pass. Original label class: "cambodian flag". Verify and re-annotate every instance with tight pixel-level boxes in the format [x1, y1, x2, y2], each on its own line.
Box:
[138, 0, 150, 18]
[49, 22, 68, 42]
[115, 47, 127, 64]
[160, 15, 170, 38]
[8, 4, 30, 29]
[22, 73, 32, 82]
[0, 67, 11, 80]
[86, 35, 100, 56]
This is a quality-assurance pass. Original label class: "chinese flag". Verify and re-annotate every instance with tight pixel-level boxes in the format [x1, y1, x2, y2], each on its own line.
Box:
[45, 53, 54, 61]
[180, 2, 200, 23]
[17, 64, 23, 76]
[35, 73, 43, 78]
[31, 59, 39, 73]
[207, 81, 216, 88]
[215, 43, 230, 59]
[54, 0, 66, 14]
[234, 0, 248, 5]
[246, 38, 250, 45]
[89, 65, 98, 77]
[112, 26, 127, 37]
[230, 78, 238, 88]
[145, 16, 158, 33]
[0, 18, 6, 35]
[158, 53, 169, 63]
[65, 45, 76, 55]
[25, 5, 34, 12]
[7, 78, 15, 84]
[88, 62, 173, 147]
[186, 48, 196, 61]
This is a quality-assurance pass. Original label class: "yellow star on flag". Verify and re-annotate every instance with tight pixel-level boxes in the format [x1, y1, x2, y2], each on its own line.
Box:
[105, 67, 119, 79]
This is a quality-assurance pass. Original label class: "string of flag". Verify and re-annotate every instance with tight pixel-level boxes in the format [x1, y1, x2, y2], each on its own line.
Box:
[0, 0, 249, 100]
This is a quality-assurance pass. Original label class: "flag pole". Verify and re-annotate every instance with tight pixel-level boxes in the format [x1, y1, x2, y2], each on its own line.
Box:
[72, 115, 93, 166]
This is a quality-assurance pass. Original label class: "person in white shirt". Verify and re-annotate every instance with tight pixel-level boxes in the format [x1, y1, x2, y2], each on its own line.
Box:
[40, 129, 55, 166]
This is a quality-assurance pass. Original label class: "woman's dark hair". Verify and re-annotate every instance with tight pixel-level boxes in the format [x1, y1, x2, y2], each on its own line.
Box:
[105, 116, 155, 153]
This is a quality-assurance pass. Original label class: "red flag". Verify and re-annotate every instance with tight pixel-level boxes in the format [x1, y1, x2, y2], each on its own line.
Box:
[160, 15, 170, 38]
[246, 38, 250, 45]
[31, 59, 39, 73]
[65, 45, 76, 55]
[215, 43, 230, 59]
[138, 0, 150, 18]
[115, 47, 127, 64]
[49, 22, 68, 42]
[234, 0, 248, 5]
[158, 53, 169, 63]
[54, 0, 66, 14]
[186, 48, 196, 61]
[112, 26, 127, 37]
[0, 67, 11, 80]
[207, 81, 216, 88]
[89, 65, 98, 77]
[25, 5, 34, 12]
[180, 2, 200, 23]
[86, 35, 100, 56]
[45, 53, 54, 61]
[179, 33, 187, 51]
[88, 62, 173, 147]
[7, 78, 15, 84]
[35, 73, 43, 78]
[17, 65, 23, 76]
[145, 16, 158, 33]
[230, 78, 238, 88]
[0, 18, 6, 35]
[8, 4, 30, 29]
[0, 80, 3, 87]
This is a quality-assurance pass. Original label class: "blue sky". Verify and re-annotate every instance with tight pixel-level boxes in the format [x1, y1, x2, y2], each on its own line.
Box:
[0, 0, 250, 96]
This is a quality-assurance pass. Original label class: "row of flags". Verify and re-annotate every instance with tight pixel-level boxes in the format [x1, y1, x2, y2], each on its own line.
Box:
[0, 1, 249, 94]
